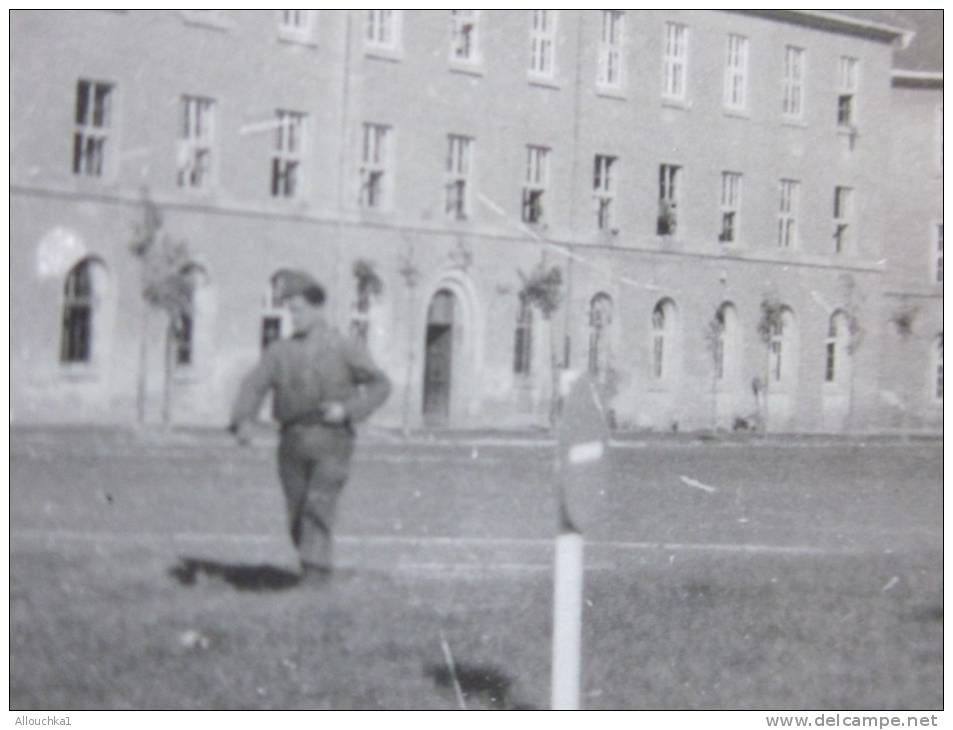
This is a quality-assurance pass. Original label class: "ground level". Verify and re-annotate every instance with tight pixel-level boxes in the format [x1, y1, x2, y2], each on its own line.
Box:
[10, 427, 942, 709]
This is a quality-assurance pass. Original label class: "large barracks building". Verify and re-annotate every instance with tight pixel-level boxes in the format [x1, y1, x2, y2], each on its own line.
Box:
[10, 10, 942, 433]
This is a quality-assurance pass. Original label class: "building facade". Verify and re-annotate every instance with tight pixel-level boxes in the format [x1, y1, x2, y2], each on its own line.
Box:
[881, 67, 943, 432]
[10, 10, 935, 433]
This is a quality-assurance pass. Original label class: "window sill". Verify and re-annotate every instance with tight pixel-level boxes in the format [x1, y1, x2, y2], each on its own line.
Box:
[265, 197, 312, 215]
[522, 221, 550, 235]
[278, 32, 318, 48]
[595, 229, 622, 243]
[70, 175, 121, 194]
[173, 368, 203, 385]
[527, 74, 560, 90]
[781, 117, 808, 129]
[59, 365, 100, 383]
[180, 11, 234, 32]
[718, 240, 744, 251]
[449, 60, 484, 77]
[174, 185, 219, 200]
[365, 46, 403, 63]
[723, 107, 750, 120]
[661, 96, 691, 111]
[595, 85, 626, 101]
[359, 206, 397, 221]
[445, 214, 473, 227]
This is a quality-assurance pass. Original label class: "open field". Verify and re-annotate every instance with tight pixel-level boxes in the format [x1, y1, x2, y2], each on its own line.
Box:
[10, 428, 943, 710]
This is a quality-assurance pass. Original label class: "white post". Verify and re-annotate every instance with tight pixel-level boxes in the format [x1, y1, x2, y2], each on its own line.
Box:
[551, 530, 584, 710]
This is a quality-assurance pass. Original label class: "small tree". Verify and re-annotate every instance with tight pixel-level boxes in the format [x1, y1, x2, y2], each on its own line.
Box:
[704, 310, 725, 431]
[517, 261, 563, 423]
[755, 295, 786, 432]
[397, 244, 421, 436]
[888, 302, 920, 440]
[838, 273, 865, 432]
[130, 189, 194, 426]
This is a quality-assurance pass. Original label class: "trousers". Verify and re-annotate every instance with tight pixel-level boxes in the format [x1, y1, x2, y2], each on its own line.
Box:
[277, 423, 355, 570]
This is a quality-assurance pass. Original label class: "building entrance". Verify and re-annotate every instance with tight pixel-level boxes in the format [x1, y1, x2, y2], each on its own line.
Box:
[423, 289, 456, 424]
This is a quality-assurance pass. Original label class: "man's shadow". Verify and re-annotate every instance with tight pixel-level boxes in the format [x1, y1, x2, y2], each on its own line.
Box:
[169, 557, 301, 592]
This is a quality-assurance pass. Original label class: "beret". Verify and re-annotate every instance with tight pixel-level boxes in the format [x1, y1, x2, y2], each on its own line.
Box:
[272, 269, 325, 303]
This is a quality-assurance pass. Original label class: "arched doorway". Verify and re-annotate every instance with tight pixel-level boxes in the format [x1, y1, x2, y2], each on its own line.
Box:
[423, 289, 457, 424]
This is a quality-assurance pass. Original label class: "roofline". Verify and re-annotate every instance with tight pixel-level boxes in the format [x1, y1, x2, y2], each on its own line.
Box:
[891, 70, 944, 89]
[725, 9, 913, 46]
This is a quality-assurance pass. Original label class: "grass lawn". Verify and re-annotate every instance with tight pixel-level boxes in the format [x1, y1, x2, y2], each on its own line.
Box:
[9, 429, 943, 710]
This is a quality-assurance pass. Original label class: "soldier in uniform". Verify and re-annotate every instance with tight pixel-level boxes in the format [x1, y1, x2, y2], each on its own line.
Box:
[228, 269, 391, 584]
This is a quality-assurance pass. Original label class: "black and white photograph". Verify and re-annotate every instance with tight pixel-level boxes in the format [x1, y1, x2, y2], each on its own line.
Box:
[8, 8, 943, 716]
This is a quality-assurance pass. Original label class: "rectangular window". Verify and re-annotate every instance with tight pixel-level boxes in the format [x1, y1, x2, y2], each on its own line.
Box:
[73, 79, 114, 177]
[360, 123, 391, 209]
[833, 186, 852, 254]
[782, 46, 805, 119]
[663, 22, 689, 100]
[366, 9, 399, 50]
[724, 34, 748, 111]
[450, 10, 479, 63]
[719, 172, 742, 243]
[271, 110, 305, 198]
[522, 145, 549, 224]
[936, 223, 944, 284]
[837, 56, 859, 127]
[529, 10, 556, 78]
[777, 179, 799, 248]
[445, 134, 472, 220]
[593, 154, 617, 231]
[597, 10, 625, 89]
[657, 164, 680, 235]
[278, 9, 312, 37]
[177, 96, 214, 190]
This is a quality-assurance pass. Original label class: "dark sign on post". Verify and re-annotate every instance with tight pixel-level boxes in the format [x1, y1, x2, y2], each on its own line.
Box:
[554, 370, 611, 534]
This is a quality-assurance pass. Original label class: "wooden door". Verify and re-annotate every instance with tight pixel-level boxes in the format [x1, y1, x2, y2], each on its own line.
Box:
[423, 290, 455, 424]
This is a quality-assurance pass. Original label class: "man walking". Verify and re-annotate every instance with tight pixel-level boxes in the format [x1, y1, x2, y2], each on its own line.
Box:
[229, 269, 391, 584]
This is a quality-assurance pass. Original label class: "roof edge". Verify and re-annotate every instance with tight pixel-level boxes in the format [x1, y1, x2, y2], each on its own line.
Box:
[891, 70, 944, 88]
[724, 9, 913, 45]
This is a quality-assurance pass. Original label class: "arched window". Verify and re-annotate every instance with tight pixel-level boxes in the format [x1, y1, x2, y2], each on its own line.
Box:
[768, 306, 797, 385]
[652, 298, 677, 381]
[513, 295, 533, 375]
[824, 311, 851, 385]
[173, 264, 209, 368]
[588, 293, 613, 376]
[713, 302, 738, 382]
[350, 260, 384, 347]
[60, 258, 100, 363]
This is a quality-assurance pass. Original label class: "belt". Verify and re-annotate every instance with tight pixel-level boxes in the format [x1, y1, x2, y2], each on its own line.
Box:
[282, 410, 354, 434]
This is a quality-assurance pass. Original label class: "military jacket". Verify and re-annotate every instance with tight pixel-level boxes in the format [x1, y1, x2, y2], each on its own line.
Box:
[230, 322, 391, 428]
